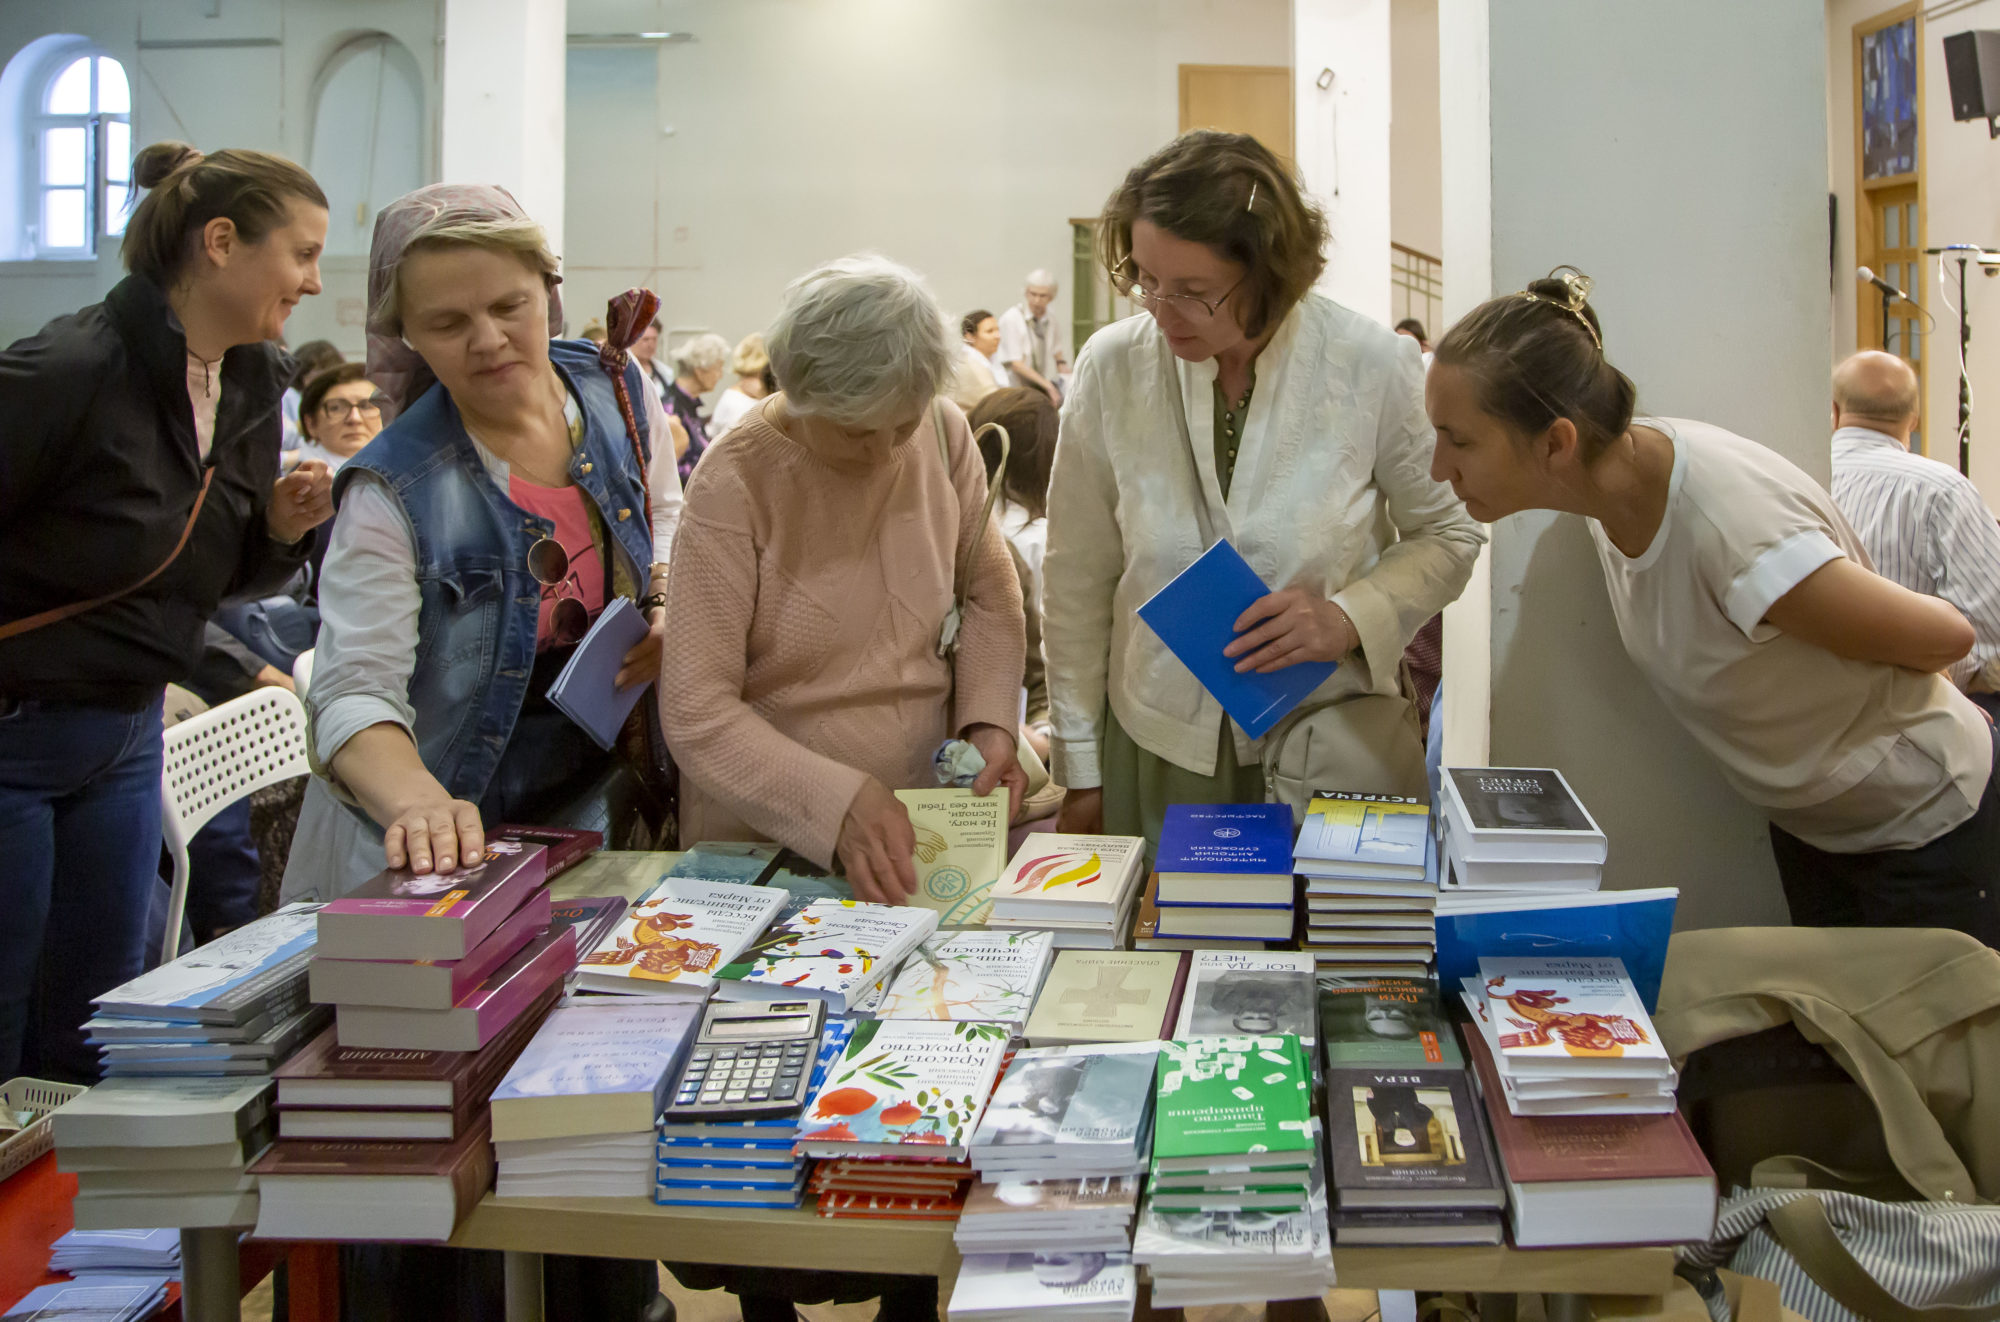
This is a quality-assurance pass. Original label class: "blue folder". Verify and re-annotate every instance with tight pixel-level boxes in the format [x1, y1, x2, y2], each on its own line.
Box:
[1136, 539, 1338, 740]
[1433, 889, 1679, 1013]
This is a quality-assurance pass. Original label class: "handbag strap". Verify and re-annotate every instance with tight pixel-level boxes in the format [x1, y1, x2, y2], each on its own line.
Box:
[932, 399, 1010, 655]
[0, 466, 217, 644]
[1766, 1194, 2000, 1322]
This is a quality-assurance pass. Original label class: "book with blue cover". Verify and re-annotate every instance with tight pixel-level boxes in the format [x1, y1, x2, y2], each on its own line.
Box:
[1157, 804, 1293, 877]
[1135, 539, 1338, 740]
[547, 595, 652, 751]
[92, 902, 321, 1025]
[1434, 888, 1678, 1012]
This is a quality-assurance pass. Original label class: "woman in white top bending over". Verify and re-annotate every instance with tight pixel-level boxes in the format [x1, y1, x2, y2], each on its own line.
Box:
[1426, 267, 1999, 943]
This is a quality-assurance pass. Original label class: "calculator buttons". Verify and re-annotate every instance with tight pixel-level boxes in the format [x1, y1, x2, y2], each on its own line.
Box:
[691, 1048, 713, 1061]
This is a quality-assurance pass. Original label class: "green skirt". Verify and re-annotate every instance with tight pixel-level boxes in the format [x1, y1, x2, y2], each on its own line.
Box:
[1101, 708, 1265, 858]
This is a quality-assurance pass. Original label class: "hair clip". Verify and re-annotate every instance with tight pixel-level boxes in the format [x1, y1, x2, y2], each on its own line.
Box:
[1518, 265, 1602, 351]
[1246, 182, 1258, 213]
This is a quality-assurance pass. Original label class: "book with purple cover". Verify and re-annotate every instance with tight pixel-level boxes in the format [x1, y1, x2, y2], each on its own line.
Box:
[308, 889, 552, 1011]
[490, 824, 604, 879]
[317, 840, 549, 961]
[331, 926, 577, 1052]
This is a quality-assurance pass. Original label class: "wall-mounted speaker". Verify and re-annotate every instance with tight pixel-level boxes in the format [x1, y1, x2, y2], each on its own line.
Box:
[1943, 30, 2000, 123]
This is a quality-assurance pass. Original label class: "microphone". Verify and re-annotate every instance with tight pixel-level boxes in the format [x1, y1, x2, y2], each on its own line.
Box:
[1859, 265, 1911, 301]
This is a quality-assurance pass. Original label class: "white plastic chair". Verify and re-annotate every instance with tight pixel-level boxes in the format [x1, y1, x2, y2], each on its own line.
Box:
[159, 686, 312, 962]
[292, 647, 314, 700]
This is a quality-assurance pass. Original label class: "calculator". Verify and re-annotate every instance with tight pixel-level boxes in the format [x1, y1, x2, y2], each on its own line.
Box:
[664, 998, 828, 1121]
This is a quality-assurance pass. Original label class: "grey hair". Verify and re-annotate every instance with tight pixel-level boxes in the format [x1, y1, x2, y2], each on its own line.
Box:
[1024, 268, 1058, 291]
[671, 331, 730, 376]
[767, 254, 955, 428]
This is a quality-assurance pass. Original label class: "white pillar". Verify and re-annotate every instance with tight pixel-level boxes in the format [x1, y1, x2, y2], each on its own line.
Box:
[1293, 0, 1392, 324]
[440, 0, 567, 258]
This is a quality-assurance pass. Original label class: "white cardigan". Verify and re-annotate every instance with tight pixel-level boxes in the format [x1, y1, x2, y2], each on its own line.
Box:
[1042, 293, 1485, 786]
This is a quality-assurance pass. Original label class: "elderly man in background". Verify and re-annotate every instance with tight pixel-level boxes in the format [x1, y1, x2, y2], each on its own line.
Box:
[998, 268, 1069, 406]
[1829, 349, 2000, 719]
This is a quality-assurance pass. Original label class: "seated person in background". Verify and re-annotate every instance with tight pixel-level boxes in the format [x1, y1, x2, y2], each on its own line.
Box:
[667, 330, 731, 480]
[280, 337, 343, 456]
[949, 308, 1007, 410]
[707, 331, 771, 439]
[1828, 349, 2000, 721]
[998, 269, 1069, 406]
[970, 386, 1058, 761]
[291, 362, 383, 474]
[659, 253, 1025, 1322]
[1427, 269, 2000, 945]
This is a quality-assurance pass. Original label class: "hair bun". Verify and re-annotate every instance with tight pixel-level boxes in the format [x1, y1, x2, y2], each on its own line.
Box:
[132, 141, 203, 190]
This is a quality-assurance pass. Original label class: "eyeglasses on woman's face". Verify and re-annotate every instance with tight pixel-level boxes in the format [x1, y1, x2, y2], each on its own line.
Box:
[1113, 268, 1247, 321]
[318, 394, 387, 421]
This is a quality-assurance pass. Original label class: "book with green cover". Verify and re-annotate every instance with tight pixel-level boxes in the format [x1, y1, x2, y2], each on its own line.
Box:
[1317, 975, 1463, 1069]
[1152, 1035, 1314, 1173]
[875, 929, 1054, 1029]
[895, 788, 1009, 926]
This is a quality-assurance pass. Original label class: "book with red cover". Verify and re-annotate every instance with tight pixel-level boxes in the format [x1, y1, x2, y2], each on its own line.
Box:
[1464, 1030, 1716, 1246]
[308, 890, 553, 1012]
[250, 1112, 496, 1243]
[815, 1191, 967, 1220]
[332, 927, 578, 1053]
[490, 824, 603, 880]
[317, 841, 549, 961]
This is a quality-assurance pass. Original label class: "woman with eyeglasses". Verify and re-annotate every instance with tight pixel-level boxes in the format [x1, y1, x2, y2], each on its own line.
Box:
[284, 183, 684, 904]
[1043, 131, 1484, 868]
[291, 361, 384, 473]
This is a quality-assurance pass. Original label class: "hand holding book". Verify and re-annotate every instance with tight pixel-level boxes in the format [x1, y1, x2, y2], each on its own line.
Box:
[838, 777, 920, 904]
[1223, 587, 1358, 674]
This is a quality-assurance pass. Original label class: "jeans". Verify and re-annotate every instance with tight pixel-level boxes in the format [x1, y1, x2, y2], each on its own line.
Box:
[184, 798, 263, 940]
[0, 694, 166, 1082]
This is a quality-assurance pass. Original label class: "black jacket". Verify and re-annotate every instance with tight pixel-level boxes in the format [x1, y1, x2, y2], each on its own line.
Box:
[0, 274, 307, 708]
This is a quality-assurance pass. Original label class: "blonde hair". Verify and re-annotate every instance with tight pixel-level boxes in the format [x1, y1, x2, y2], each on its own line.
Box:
[729, 332, 769, 379]
[373, 215, 560, 335]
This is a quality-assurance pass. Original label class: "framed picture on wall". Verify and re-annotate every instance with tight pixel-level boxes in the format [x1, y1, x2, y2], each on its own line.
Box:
[1862, 16, 1918, 179]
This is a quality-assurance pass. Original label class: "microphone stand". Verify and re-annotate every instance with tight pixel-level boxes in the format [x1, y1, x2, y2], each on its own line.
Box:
[1924, 246, 1992, 477]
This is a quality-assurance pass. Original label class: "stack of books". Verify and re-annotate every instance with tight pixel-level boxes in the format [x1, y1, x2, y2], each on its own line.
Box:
[1457, 956, 1677, 1116]
[987, 834, 1149, 949]
[1147, 803, 1296, 945]
[1173, 950, 1315, 1043]
[1438, 767, 1606, 895]
[1134, 1035, 1332, 1307]
[47, 1227, 182, 1278]
[251, 1115, 499, 1242]
[86, 904, 326, 1080]
[1294, 791, 1438, 977]
[1020, 950, 1190, 1049]
[955, 1176, 1143, 1255]
[715, 898, 937, 1012]
[1324, 1049, 1506, 1244]
[969, 1041, 1162, 1184]
[654, 1020, 854, 1209]
[487, 998, 703, 1198]
[574, 874, 785, 998]
[310, 843, 577, 1052]
[871, 929, 1055, 1032]
[2, 1274, 172, 1321]
[945, 1248, 1139, 1322]
[53, 1076, 274, 1230]
[808, 1153, 979, 1219]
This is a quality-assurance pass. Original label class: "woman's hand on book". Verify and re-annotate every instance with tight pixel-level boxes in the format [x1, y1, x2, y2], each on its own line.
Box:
[385, 794, 485, 875]
[963, 722, 1027, 823]
[837, 777, 919, 904]
[1225, 588, 1357, 673]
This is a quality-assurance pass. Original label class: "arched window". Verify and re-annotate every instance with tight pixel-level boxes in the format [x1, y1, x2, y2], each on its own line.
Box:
[309, 35, 424, 257]
[31, 50, 130, 256]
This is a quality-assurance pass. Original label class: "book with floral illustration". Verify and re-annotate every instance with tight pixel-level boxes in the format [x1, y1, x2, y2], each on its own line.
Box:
[895, 788, 1010, 926]
[874, 930, 1054, 1030]
[712, 899, 937, 1012]
[988, 835, 1149, 924]
[795, 1019, 1012, 1160]
[1477, 956, 1669, 1070]
[575, 877, 785, 997]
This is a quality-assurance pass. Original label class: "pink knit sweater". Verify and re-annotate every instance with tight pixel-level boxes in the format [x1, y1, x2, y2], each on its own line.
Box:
[658, 396, 1026, 867]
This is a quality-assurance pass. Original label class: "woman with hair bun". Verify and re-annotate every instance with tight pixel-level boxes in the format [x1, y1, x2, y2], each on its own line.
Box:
[1426, 267, 2000, 942]
[0, 140, 332, 1084]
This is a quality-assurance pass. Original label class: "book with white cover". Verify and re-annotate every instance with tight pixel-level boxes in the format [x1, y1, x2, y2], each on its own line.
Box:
[1477, 956, 1669, 1070]
[874, 929, 1054, 1029]
[989, 835, 1148, 924]
[971, 1041, 1160, 1172]
[574, 876, 785, 996]
[1294, 792, 1431, 880]
[51, 1076, 273, 1149]
[92, 903, 320, 1025]
[1172, 950, 1315, 1042]
[948, 1251, 1138, 1319]
[713, 899, 938, 1012]
[72, 1189, 260, 1231]
[489, 999, 702, 1141]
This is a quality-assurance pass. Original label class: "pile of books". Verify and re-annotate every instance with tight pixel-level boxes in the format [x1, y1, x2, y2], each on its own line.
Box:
[1021, 950, 1190, 1049]
[715, 897, 938, 1013]
[808, 1153, 978, 1219]
[3, 1274, 172, 1321]
[988, 834, 1148, 949]
[1457, 956, 1677, 1116]
[1146, 804, 1296, 947]
[956, 1175, 1144, 1256]
[1438, 767, 1606, 895]
[86, 903, 326, 1080]
[488, 998, 702, 1198]
[47, 1227, 182, 1278]
[1294, 791, 1438, 977]
[1135, 1035, 1333, 1306]
[968, 1041, 1160, 1187]
[54, 1075, 273, 1231]
[945, 1248, 1139, 1322]
[654, 1021, 854, 1209]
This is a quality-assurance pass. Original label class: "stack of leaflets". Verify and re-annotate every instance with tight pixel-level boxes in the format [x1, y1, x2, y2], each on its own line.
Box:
[1173, 951, 1315, 1043]
[968, 1042, 1162, 1182]
[1133, 1171, 1334, 1308]
[945, 1249, 1138, 1322]
[1, 1275, 173, 1321]
[1146, 1037, 1318, 1219]
[575, 875, 785, 998]
[872, 930, 1055, 1033]
[53, 1076, 274, 1230]
[47, 1227, 182, 1277]
[1438, 767, 1606, 893]
[987, 835, 1149, 948]
[1458, 956, 1676, 1115]
[955, 1176, 1144, 1255]
[653, 1020, 854, 1209]
[714, 898, 937, 1013]
[1149, 803, 1296, 942]
[87, 904, 328, 1079]
[1294, 792, 1438, 977]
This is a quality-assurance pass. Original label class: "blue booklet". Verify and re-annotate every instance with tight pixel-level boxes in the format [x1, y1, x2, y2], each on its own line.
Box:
[1433, 888, 1678, 1012]
[548, 595, 653, 751]
[1136, 539, 1338, 740]
[1157, 802, 1295, 876]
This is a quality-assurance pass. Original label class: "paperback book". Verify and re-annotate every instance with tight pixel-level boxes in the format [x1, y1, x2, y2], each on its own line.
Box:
[895, 787, 1010, 925]
[989, 835, 1149, 925]
[1293, 792, 1432, 880]
[874, 929, 1055, 1029]
[308, 890, 551, 1012]
[1325, 1065, 1504, 1208]
[1477, 956, 1669, 1069]
[1317, 975, 1463, 1069]
[1441, 767, 1606, 862]
[947, 1251, 1138, 1321]
[543, 896, 630, 962]
[332, 926, 577, 1053]
[315, 841, 549, 961]
[93, 903, 321, 1025]
[970, 1041, 1161, 1172]
[1021, 950, 1190, 1048]
[713, 899, 938, 1012]
[1152, 1036, 1314, 1173]
[1173, 951, 1315, 1042]
[796, 1019, 1012, 1159]
[489, 998, 703, 1141]
[576, 876, 786, 996]
[665, 842, 782, 886]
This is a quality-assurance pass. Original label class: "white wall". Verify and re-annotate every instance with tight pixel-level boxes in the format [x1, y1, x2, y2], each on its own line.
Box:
[1477, 1, 1833, 930]
[559, 0, 1291, 353]
[1294, 0, 1391, 323]
[1389, 0, 1441, 262]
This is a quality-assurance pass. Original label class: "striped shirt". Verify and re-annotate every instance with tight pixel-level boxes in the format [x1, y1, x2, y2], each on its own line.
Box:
[1829, 426, 2000, 692]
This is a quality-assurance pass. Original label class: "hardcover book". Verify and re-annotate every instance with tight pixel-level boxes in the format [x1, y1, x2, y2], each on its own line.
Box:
[308, 890, 552, 1012]
[713, 899, 938, 1012]
[489, 998, 703, 1141]
[93, 902, 321, 1025]
[250, 1112, 496, 1243]
[1021, 950, 1191, 1047]
[1442, 767, 1607, 861]
[1152, 1036, 1313, 1173]
[316, 841, 549, 961]
[874, 929, 1055, 1029]
[489, 824, 603, 879]
[796, 1019, 1012, 1159]
[1294, 792, 1432, 879]
[576, 876, 786, 996]
[1325, 1065, 1504, 1208]
[1156, 802, 1295, 887]
[1130, 883, 1270, 953]
[1174, 951, 1315, 1042]
[989, 834, 1149, 924]
[1477, 956, 1668, 1067]
[331, 926, 577, 1053]
[894, 787, 1010, 926]
[1318, 975, 1463, 1069]
[971, 1041, 1161, 1161]
[1436, 889, 1677, 1013]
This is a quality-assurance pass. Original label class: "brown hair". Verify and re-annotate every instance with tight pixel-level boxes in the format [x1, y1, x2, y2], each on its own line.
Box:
[288, 338, 343, 388]
[961, 309, 995, 339]
[969, 387, 1059, 522]
[122, 141, 326, 287]
[1096, 130, 1327, 339]
[297, 362, 372, 438]
[1432, 269, 1637, 461]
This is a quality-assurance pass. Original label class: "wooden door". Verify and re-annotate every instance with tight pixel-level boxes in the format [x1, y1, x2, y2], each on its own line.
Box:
[1179, 65, 1293, 163]
[1854, 4, 1927, 452]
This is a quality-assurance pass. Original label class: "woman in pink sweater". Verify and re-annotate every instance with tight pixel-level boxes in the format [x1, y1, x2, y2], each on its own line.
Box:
[659, 254, 1027, 907]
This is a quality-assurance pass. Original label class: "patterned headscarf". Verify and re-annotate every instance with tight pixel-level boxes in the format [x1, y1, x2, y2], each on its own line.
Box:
[365, 182, 564, 418]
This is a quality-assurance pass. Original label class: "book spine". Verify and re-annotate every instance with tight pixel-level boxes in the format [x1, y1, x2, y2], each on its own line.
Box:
[1158, 951, 1194, 1039]
[477, 929, 578, 1038]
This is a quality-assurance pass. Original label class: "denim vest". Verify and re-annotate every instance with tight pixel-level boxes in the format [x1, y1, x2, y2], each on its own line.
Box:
[333, 340, 654, 806]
